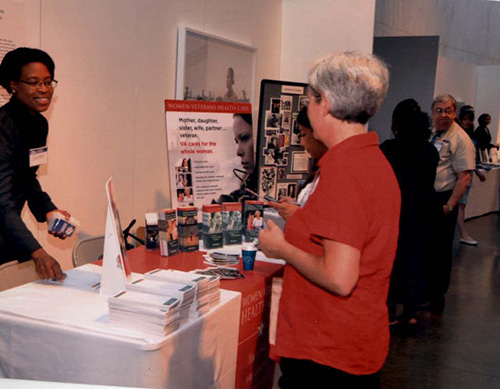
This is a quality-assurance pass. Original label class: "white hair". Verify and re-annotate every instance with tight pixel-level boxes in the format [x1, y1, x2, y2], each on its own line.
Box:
[308, 51, 389, 124]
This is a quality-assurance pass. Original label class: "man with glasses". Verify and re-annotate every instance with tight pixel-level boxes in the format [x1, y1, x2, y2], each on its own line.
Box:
[429, 93, 475, 313]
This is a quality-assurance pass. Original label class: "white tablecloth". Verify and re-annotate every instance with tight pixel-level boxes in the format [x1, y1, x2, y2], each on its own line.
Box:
[465, 167, 500, 219]
[0, 265, 241, 388]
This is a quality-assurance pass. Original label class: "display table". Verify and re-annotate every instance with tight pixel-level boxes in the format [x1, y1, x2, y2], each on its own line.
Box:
[125, 247, 284, 389]
[0, 264, 241, 388]
[465, 167, 500, 219]
[0, 248, 284, 388]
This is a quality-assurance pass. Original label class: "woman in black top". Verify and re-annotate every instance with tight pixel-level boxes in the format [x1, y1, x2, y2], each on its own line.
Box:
[0, 47, 70, 280]
[474, 113, 499, 152]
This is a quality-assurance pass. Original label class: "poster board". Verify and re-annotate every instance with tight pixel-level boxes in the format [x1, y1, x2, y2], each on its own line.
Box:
[256, 80, 310, 201]
[165, 100, 256, 212]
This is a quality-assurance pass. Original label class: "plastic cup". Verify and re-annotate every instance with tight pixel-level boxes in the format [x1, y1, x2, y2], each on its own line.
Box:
[242, 245, 257, 271]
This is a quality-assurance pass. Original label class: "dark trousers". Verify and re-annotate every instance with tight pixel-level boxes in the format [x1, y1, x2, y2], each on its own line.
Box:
[279, 358, 380, 389]
[428, 190, 458, 310]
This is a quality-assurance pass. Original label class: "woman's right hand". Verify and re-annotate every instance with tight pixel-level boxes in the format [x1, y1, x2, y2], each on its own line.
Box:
[31, 248, 66, 281]
[268, 202, 299, 220]
[278, 196, 294, 203]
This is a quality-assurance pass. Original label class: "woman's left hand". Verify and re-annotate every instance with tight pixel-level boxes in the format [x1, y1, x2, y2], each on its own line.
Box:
[259, 220, 286, 259]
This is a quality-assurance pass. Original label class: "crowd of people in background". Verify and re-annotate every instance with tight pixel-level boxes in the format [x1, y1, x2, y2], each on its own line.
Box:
[381, 94, 495, 330]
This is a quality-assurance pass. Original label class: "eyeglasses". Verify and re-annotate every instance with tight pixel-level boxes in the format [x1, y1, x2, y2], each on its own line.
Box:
[434, 107, 454, 115]
[18, 79, 58, 89]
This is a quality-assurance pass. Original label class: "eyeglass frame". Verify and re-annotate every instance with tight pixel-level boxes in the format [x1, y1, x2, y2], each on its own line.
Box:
[17, 79, 58, 89]
[433, 107, 455, 115]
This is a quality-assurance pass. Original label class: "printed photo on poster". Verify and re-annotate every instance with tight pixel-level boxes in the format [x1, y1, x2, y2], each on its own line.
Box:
[276, 182, 288, 200]
[291, 119, 302, 145]
[264, 136, 286, 165]
[280, 95, 292, 112]
[265, 111, 281, 130]
[175, 158, 192, 172]
[298, 95, 309, 111]
[176, 173, 192, 188]
[271, 98, 281, 114]
[259, 166, 277, 199]
[177, 188, 195, 206]
[281, 111, 291, 130]
[287, 183, 297, 200]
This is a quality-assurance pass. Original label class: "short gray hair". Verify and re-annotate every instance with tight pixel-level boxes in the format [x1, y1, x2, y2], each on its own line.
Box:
[308, 51, 389, 124]
[432, 93, 457, 110]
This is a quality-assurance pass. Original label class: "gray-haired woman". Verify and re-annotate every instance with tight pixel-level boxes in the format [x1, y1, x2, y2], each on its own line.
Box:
[259, 52, 400, 388]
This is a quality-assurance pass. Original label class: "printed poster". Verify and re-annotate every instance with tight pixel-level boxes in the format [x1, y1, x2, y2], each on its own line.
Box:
[165, 100, 255, 210]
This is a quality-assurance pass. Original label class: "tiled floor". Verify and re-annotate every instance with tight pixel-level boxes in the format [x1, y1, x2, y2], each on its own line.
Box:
[382, 213, 500, 388]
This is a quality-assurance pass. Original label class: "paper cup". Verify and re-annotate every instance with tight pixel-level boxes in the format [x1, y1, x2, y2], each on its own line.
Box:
[242, 245, 257, 271]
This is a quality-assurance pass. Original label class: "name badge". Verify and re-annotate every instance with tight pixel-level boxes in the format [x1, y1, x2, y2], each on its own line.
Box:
[433, 141, 444, 152]
[29, 146, 48, 167]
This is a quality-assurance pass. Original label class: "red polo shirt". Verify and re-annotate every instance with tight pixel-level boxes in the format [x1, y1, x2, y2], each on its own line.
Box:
[270, 132, 400, 375]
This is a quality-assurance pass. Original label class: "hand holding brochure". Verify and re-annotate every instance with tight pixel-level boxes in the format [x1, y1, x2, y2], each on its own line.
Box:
[47, 212, 79, 237]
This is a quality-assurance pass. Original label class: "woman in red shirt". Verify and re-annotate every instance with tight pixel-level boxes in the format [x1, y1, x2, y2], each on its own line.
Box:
[259, 52, 400, 388]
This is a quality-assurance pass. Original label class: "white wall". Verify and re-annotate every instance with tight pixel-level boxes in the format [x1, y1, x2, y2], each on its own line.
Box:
[19, 0, 378, 271]
[434, 56, 478, 107]
[280, 0, 376, 82]
[23, 0, 282, 270]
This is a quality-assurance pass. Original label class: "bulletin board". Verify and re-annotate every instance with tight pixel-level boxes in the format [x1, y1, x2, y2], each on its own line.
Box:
[256, 79, 310, 201]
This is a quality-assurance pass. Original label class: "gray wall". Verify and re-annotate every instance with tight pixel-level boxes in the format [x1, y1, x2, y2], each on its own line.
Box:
[371, 36, 440, 143]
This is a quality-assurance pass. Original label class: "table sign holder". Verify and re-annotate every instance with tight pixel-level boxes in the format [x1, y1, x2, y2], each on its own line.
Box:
[100, 178, 132, 296]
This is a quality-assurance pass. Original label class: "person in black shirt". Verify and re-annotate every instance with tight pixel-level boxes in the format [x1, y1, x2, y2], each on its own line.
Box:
[0, 47, 70, 280]
[380, 99, 439, 325]
[474, 113, 499, 152]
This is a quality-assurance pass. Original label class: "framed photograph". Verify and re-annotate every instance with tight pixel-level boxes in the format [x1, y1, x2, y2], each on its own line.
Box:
[176, 26, 256, 102]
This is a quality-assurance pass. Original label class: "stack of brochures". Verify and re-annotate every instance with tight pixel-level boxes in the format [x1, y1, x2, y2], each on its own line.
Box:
[144, 269, 213, 317]
[127, 278, 196, 323]
[205, 275, 221, 308]
[108, 290, 181, 336]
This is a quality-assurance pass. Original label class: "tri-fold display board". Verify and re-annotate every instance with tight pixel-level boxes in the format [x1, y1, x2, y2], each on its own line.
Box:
[255, 79, 311, 201]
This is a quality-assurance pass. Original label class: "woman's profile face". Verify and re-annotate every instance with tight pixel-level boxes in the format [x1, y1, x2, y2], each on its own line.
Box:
[299, 124, 327, 160]
[11, 62, 53, 114]
[233, 115, 255, 174]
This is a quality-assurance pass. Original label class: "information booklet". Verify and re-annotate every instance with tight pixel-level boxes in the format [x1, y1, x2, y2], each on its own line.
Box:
[145, 268, 213, 315]
[158, 209, 179, 257]
[108, 290, 181, 336]
[243, 201, 264, 242]
[145, 212, 159, 250]
[222, 202, 242, 245]
[177, 206, 199, 252]
[127, 278, 196, 323]
[202, 204, 223, 249]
